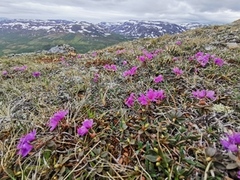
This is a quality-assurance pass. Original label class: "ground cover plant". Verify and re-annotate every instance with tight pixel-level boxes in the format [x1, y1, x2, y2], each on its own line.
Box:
[0, 22, 240, 179]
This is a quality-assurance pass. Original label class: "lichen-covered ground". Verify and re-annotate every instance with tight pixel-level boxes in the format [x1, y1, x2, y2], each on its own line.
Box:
[0, 23, 240, 179]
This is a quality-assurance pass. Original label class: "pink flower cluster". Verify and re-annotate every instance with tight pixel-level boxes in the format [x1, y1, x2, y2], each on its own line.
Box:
[123, 66, 138, 77]
[93, 73, 100, 82]
[138, 89, 165, 105]
[172, 67, 183, 76]
[192, 52, 224, 67]
[104, 64, 117, 71]
[153, 75, 164, 83]
[17, 109, 95, 157]
[32, 71, 41, 78]
[2, 70, 8, 76]
[77, 119, 94, 136]
[175, 40, 182, 45]
[125, 89, 165, 107]
[137, 49, 161, 62]
[13, 65, 27, 71]
[116, 49, 126, 54]
[125, 93, 135, 107]
[17, 130, 36, 157]
[220, 132, 240, 152]
[49, 110, 69, 131]
[192, 89, 216, 100]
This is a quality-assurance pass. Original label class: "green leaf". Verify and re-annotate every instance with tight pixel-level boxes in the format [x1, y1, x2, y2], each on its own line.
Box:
[226, 163, 238, 170]
[145, 155, 159, 162]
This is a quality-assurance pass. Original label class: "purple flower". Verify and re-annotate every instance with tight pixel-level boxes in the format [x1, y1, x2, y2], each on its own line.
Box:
[172, 67, 183, 76]
[192, 90, 216, 100]
[32, 71, 41, 78]
[82, 119, 94, 129]
[138, 94, 149, 106]
[220, 132, 240, 152]
[77, 126, 89, 136]
[93, 73, 100, 82]
[13, 65, 27, 72]
[125, 93, 135, 108]
[175, 40, 182, 45]
[104, 64, 117, 71]
[237, 170, 240, 179]
[146, 89, 157, 102]
[206, 90, 215, 100]
[2, 70, 8, 76]
[17, 130, 36, 157]
[195, 52, 211, 67]
[77, 54, 81, 58]
[123, 66, 138, 77]
[138, 55, 146, 62]
[49, 110, 68, 131]
[122, 60, 128, 65]
[92, 52, 97, 57]
[155, 90, 165, 101]
[213, 58, 224, 67]
[154, 75, 164, 83]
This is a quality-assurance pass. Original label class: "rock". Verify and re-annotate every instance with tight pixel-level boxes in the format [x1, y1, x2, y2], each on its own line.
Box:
[47, 44, 76, 55]
[226, 42, 239, 49]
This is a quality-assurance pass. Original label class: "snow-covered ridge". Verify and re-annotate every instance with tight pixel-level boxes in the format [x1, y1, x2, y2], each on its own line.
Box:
[0, 19, 207, 38]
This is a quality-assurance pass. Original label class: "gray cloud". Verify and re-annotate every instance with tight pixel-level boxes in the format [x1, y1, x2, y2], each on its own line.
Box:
[0, 0, 239, 24]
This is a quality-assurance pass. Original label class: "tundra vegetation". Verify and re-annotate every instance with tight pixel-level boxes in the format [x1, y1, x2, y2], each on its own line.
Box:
[0, 22, 240, 179]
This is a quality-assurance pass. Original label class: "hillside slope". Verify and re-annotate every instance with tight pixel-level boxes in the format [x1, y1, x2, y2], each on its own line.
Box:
[0, 21, 240, 179]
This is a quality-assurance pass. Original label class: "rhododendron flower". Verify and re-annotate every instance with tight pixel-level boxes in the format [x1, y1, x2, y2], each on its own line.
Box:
[77, 126, 89, 136]
[123, 66, 138, 77]
[104, 64, 117, 71]
[92, 52, 97, 57]
[77, 119, 94, 136]
[93, 73, 100, 82]
[172, 57, 179, 61]
[154, 75, 164, 83]
[138, 94, 149, 105]
[155, 90, 165, 101]
[146, 89, 157, 102]
[13, 65, 27, 71]
[17, 130, 36, 157]
[2, 70, 8, 76]
[205, 90, 215, 100]
[145, 53, 154, 60]
[49, 110, 68, 131]
[138, 55, 146, 62]
[213, 58, 224, 67]
[237, 170, 240, 179]
[192, 90, 216, 100]
[32, 71, 41, 78]
[122, 60, 127, 65]
[82, 119, 94, 129]
[125, 93, 135, 107]
[172, 67, 183, 76]
[220, 132, 240, 152]
[175, 40, 182, 45]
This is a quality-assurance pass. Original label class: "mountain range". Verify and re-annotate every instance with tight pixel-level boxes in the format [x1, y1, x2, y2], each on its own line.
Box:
[0, 18, 207, 55]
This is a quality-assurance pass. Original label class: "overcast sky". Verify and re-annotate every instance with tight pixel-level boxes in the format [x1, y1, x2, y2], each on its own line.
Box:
[0, 0, 240, 24]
